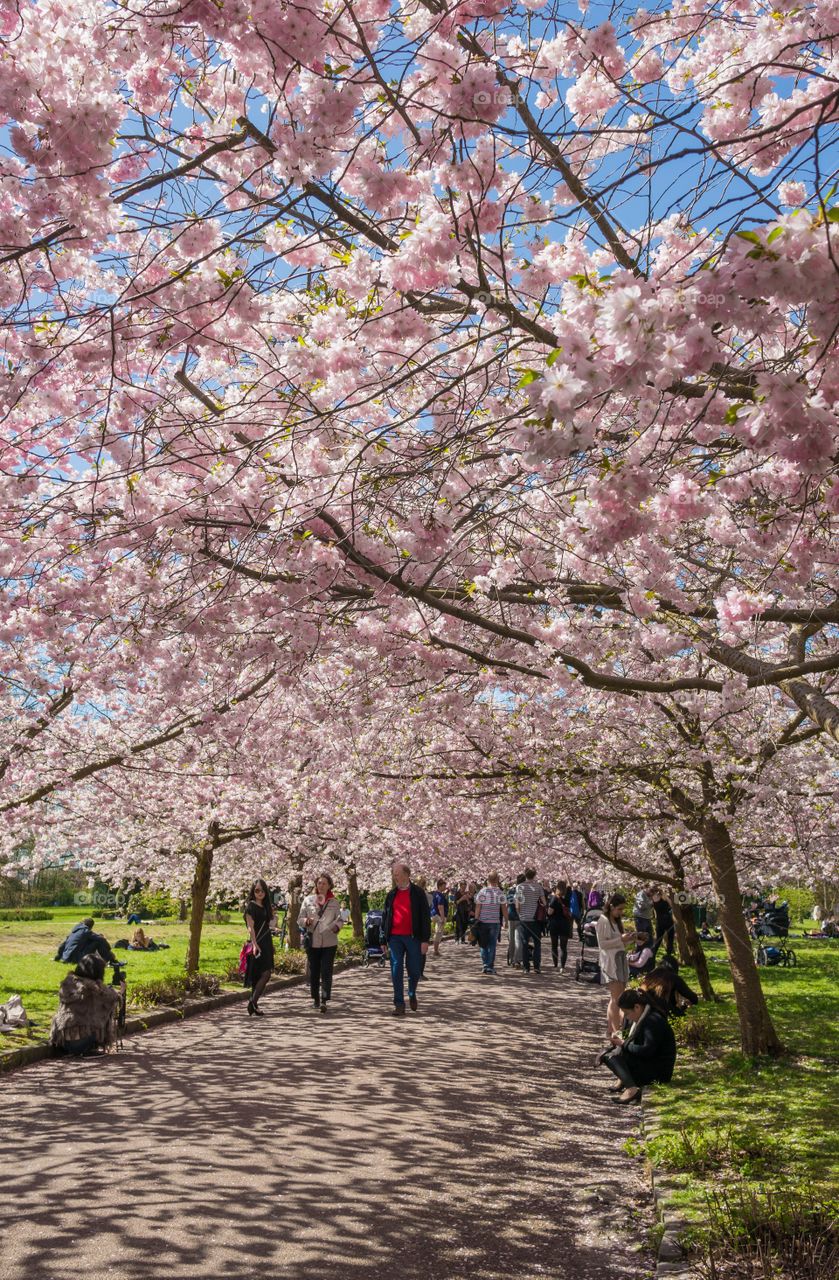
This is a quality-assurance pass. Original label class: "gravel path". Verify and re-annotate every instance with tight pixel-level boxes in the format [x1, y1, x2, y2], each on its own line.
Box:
[1, 939, 655, 1280]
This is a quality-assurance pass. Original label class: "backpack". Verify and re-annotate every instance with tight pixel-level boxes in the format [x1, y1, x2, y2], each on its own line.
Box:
[0, 994, 28, 1030]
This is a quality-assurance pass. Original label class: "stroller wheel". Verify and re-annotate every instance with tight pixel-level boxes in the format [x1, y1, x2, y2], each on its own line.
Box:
[362, 952, 369, 967]
[756, 945, 767, 966]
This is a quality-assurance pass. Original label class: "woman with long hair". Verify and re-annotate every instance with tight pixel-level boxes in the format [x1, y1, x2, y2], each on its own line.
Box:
[244, 878, 276, 1017]
[599, 989, 677, 1105]
[298, 872, 342, 1012]
[641, 958, 699, 1017]
[547, 880, 573, 972]
[594, 892, 636, 1037]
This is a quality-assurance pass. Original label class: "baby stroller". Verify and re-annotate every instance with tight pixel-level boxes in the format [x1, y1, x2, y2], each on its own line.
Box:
[574, 908, 602, 984]
[362, 910, 386, 967]
[751, 900, 790, 939]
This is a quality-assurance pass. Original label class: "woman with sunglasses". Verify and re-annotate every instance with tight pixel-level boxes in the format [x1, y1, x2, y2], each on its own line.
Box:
[244, 878, 277, 1017]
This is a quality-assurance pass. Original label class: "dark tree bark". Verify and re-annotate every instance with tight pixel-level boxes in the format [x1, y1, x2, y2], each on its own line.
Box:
[702, 818, 782, 1055]
[287, 871, 303, 949]
[671, 899, 691, 966]
[186, 842, 214, 974]
[347, 865, 364, 940]
[672, 895, 715, 1000]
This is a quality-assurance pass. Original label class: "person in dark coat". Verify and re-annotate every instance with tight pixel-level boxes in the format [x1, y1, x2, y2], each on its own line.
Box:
[54, 918, 116, 966]
[598, 989, 677, 1104]
[547, 881, 573, 972]
[453, 882, 471, 944]
[382, 860, 432, 1014]
[651, 887, 675, 957]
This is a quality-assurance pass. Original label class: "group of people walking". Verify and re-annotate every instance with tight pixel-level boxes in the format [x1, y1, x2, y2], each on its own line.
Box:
[46, 866, 693, 1104]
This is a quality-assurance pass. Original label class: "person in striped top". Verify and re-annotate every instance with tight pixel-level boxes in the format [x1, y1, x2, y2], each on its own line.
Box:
[515, 868, 547, 973]
[474, 873, 509, 974]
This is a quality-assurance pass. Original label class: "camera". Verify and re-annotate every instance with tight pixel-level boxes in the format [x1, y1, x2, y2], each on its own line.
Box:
[110, 960, 127, 986]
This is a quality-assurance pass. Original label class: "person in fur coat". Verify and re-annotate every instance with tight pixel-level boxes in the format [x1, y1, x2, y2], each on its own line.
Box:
[50, 954, 122, 1055]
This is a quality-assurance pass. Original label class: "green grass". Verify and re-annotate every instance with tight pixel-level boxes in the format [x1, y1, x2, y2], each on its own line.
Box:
[0, 907, 355, 1054]
[641, 931, 839, 1224]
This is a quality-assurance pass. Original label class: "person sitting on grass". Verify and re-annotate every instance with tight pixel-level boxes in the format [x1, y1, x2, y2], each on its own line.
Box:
[596, 988, 677, 1105]
[641, 958, 699, 1017]
[127, 926, 168, 951]
[54, 917, 116, 966]
[627, 932, 655, 977]
[50, 954, 124, 1056]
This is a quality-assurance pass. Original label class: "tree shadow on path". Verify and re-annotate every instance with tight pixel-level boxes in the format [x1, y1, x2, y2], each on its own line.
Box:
[1, 941, 655, 1280]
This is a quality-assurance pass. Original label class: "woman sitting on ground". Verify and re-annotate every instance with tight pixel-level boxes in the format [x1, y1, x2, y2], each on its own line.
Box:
[128, 927, 165, 951]
[641, 957, 699, 1017]
[50, 954, 123, 1056]
[599, 988, 677, 1105]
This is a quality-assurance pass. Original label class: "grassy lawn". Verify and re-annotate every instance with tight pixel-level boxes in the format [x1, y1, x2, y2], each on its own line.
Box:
[640, 929, 839, 1228]
[0, 906, 355, 1054]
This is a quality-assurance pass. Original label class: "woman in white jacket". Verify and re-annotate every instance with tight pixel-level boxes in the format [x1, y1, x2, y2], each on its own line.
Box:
[298, 873, 343, 1013]
[595, 893, 636, 1037]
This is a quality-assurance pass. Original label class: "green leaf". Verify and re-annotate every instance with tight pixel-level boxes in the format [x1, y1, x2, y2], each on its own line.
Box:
[735, 230, 762, 245]
[767, 226, 784, 243]
[546, 348, 564, 367]
[517, 369, 540, 388]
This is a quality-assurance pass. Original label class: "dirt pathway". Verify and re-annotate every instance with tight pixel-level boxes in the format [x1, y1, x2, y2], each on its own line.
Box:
[1, 939, 655, 1280]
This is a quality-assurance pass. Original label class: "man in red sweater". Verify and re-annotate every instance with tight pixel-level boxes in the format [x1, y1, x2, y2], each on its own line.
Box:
[382, 860, 432, 1015]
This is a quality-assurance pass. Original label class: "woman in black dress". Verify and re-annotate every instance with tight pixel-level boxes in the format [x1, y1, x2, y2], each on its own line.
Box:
[244, 879, 276, 1016]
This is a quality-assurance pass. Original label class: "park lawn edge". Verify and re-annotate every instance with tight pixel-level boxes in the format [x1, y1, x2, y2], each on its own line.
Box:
[637, 936, 839, 1246]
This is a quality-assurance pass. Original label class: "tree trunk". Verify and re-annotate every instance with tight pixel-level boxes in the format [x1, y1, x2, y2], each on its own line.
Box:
[702, 818, 782, 1055]
[347, 865, 364, 940]
[287, 872, 303, 949]
[671, 899, 691, 966]
[178, 897, 188, 922]
[186, 845, 213, 974]
[673, 895, 715, 1001]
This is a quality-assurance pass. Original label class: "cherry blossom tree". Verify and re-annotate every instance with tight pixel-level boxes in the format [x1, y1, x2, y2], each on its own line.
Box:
[361, 677, 839, 1052]
[2, 0, 839, 1047]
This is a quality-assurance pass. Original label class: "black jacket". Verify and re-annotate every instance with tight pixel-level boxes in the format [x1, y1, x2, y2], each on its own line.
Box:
[669, 973, 699, 1015]
[382, 883, 432, 943]
[624, 1008, 677, 1085]
[653, 899, 674, 932]
[547, 893, 573, 936]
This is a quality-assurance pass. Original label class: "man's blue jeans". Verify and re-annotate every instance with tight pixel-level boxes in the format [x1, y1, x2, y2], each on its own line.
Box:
[478, 922, 500, 970]
[388, 934, 422, 1006]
